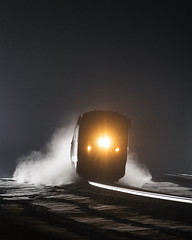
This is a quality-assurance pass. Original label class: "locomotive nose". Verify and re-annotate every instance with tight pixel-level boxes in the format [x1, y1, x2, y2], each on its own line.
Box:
[71, 110, 130, 182]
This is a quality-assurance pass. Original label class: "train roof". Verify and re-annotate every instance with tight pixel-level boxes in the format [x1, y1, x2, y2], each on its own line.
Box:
[79, 110, 130, 126]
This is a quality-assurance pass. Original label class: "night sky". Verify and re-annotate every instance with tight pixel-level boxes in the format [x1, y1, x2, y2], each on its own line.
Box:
[0, 1, 192, 176]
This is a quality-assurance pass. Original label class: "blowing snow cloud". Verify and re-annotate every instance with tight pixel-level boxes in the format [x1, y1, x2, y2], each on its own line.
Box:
[13, 125, 77, 186]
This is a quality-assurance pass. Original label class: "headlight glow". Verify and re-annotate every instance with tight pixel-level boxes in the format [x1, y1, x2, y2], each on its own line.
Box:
[87, 145, 92, 151]
[98, 136, 111, 149]
[115, 147, 119, 152]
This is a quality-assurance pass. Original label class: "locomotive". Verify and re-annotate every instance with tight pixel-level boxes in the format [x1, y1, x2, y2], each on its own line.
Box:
[71, 110, 130, 182]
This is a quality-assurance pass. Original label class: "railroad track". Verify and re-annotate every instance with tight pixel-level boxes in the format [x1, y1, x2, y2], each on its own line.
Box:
[0, 179, 192, 239]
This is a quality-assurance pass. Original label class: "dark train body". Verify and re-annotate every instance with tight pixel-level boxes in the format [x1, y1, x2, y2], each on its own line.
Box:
[71, 110, 130, 182]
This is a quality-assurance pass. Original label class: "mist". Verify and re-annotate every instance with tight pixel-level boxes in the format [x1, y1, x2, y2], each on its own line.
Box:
[119, 153, 152, 188]
[13, 124, 77, 186]
[13, 120, 152, 188]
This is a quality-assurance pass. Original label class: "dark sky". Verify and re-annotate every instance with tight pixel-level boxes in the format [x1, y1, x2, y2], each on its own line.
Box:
[0, 1, 192, 176]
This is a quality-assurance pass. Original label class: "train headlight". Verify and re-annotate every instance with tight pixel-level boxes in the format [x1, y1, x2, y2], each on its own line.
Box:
[115, 147, 119, 152]
[98, 136, 111, 149]
[87, 145, 92, 151]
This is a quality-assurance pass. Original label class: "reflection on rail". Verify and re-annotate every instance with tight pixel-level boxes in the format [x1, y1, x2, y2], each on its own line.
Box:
[89, 181, 192, 204]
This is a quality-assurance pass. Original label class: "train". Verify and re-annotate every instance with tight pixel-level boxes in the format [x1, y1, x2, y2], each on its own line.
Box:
[71, 110, 131, 182]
